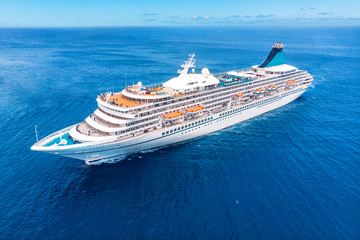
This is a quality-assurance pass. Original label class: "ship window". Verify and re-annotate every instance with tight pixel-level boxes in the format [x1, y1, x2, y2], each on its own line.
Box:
[166, 131, 169, 134]
[162, 132, 165, 136]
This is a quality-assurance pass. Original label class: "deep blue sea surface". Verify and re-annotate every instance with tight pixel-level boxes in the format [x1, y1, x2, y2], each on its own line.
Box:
[0, 27, 359, 239]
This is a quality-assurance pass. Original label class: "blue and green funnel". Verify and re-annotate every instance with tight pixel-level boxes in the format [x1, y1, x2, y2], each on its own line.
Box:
[258, 43, 286, 68]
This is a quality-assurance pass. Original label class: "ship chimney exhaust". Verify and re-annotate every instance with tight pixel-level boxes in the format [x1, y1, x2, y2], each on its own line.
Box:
[258, 42, 286, 68]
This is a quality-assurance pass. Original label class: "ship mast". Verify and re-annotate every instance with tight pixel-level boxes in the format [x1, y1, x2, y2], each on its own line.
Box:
[178, 53, 196, 77]
[34, 125, 39, 142]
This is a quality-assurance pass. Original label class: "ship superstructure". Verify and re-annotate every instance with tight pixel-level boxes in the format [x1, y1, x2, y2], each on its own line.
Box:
[31, 43, 313, 164]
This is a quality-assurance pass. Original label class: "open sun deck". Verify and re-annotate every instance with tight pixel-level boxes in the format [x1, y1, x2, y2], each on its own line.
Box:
[102, 87, 201, 109]
[106, 94, 145, 107]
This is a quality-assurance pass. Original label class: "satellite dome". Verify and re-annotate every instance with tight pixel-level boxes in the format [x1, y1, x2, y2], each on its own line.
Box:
[137, 82, 142, 87]
[201, 68, 210, 77]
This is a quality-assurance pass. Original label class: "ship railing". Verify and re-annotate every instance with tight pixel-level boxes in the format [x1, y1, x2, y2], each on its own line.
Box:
[123, 82, 165, 94]
[33, 124, 76, 147]
[214, 67, 254, 77]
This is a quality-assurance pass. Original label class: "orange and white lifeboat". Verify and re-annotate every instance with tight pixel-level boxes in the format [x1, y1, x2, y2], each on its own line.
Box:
[186, 105, 205, 113]
[286, 80, 297, 85]
[266, 85, 277, 91]
[185, 106, 205, 118]
[163, 111, 184, 120]
[286, 80, 297, 89]
[233, 93, 243, 98]
[254, 88, 266, 95]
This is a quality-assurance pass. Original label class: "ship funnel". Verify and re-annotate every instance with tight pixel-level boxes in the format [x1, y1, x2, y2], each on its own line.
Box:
[258, 42, 286, 68]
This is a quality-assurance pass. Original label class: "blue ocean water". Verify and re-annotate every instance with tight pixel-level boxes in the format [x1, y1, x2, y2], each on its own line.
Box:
[0, 27, 359, 239]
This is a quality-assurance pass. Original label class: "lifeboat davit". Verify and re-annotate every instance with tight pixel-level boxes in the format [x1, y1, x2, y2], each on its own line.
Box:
[186, 106, 205, 113]
[163, 111, 184, 119]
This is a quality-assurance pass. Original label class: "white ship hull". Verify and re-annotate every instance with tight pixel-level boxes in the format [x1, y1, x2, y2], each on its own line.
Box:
[31, 43, 314, 164]
[33, 86, 308, 164]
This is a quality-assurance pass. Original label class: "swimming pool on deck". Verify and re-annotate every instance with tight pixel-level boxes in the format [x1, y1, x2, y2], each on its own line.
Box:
[44, 133, 75, 147]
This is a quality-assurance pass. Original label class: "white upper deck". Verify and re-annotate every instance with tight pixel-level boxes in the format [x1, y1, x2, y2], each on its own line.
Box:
[254, 64, 298, 74]
[263, 64, 297, 72]
[163, 54, 219, 94]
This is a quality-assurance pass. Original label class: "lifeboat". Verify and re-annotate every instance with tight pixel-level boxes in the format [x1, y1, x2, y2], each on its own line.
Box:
[186, 106, 205, 113]
[254, 88, 266, 98]
[266, 85, 277, 91]
[286, 80, 297, 89]
[254, 88, 266, 94]
[185, 106, 205, 118]
[163, 111, 184, 119]
[232, 93, 245, 105]
[286, 80, 297, 84]
[266, 85, 277, 94]
[233, 93, 243, 98]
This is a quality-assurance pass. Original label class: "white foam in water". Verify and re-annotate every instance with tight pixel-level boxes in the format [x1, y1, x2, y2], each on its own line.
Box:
[139, 140, 194, 155]
[140, 147, 163, 154]
[86, 154, 128, 165]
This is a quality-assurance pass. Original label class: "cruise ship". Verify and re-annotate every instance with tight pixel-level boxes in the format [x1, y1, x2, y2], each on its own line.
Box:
[31, 43, 313, 164]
